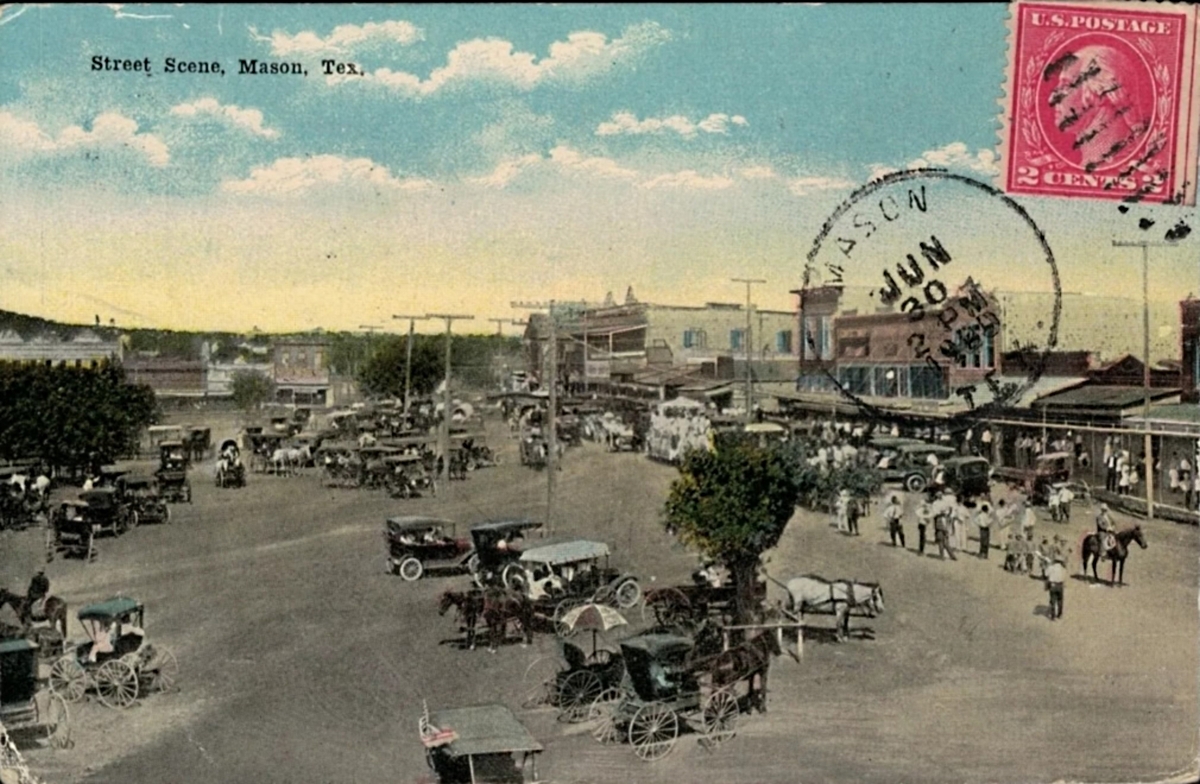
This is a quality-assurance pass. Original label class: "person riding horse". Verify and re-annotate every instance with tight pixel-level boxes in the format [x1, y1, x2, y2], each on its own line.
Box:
[22, 569, 50, 624]
[1095, 504, 1116, 553]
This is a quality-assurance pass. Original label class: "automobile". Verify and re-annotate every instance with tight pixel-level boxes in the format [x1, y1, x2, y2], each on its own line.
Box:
[468, 519, 544, 589]
[384, 516, 472, 581]
[155, 441, 192, 504]
[941, 456, 992, 502]
[116, 474, 170, 525]
[879, 444, 959, 492]
[993, 452, 1072, 504]
[514, 540, 642, 610]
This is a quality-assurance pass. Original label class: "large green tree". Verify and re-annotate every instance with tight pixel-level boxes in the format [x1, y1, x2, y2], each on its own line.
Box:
[0, 360, 157, 473]
[663, 443, 800, 625]
[230, 370, 275, 412]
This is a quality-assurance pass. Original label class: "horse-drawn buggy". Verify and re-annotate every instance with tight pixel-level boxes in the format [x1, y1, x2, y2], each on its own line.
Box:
[316, 440, 361, 487]
[385, 516, 474, 581]
[0, 638, 71, 750]
[775, 574, 885, 642]
[116, 474, 170, 525]
[384, 454, 434, 498]
[214, 440, 247, 489]
[643, 571, 766, 631]
[183, 426, 212, 463]
[511, 540, 643, 629]
[993, 452, 1072, 505]
[50, 501, 100, 562]
[77, 488, 135, 537]
[468, 519, 544, 590]
[419, 701, 544, 784]
[586, 629, 779, 761]
[47, 598, 178, 709]
[155, 441, 192, 504]
[247, 432, 287, 475]
[451, 432, 499, 472]
[360, 445, 404, 489]
[521, 621, 628, 723]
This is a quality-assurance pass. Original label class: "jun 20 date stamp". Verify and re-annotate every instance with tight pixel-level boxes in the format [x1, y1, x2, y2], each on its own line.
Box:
[1000, 0, 1200, 205]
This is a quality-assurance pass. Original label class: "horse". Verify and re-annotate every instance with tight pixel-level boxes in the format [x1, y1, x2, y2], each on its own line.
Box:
[709, 629, 782, 714]
[774, 574, 884, 642]
[1080, 525, 1147, 586]
[0, 587, 68, 640]
[438, 589, 485, 650]
[478, 588, 534, 652]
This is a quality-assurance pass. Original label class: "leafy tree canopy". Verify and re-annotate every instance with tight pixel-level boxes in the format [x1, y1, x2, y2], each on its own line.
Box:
[230, 370, 275, 412]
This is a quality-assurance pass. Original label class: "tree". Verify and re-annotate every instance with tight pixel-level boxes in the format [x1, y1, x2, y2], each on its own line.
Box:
[663, 444, 800, 625]
[231, 370, 275, 412]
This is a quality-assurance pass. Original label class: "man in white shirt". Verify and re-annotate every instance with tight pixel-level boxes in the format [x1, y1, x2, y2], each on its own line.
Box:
[1044, 557, 1066, 620]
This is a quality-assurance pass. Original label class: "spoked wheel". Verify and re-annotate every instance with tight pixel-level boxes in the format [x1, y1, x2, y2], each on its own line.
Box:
[95, 659, 139, 708]
[700, 687, 739, 748]
[145, 647, 179, 694]
[398, 557, 424, 582]
[587, 687, 623, 745]
[519, 656, 558, 710]
[501, 563, 524, 592]
[649, 588, 690, 629]
[614, 579, 642, 610]
[35, 690, 72, 749]
[553, 598, 583, 638]
[48, 656, 87, 703]
[628, 703, 679, 761]
[556, 670, 603, 723]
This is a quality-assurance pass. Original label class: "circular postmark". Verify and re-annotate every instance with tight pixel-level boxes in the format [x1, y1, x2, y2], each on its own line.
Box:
[800, 169, 1061, 428]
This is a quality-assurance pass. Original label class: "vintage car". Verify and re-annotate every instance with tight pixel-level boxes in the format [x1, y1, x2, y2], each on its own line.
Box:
[879, 443, 959, 492]
[116, 474, 170, 525]
[384, 516, 472, 581]
[155, 441, 192, 504]
[468, 519, 544, 589]
[993, 451, 1073, 504]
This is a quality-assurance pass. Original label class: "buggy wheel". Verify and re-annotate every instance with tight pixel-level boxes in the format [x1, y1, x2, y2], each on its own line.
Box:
[398, 557, 424, 582]
[557, 670, 603, 723]
[465, 553, 481, 576]
[146, 647, 179, 694]
[614, 579, 642, 610]
[85, 530, 95, 563]
[128, 510, 139, 530]
[96, 659, 139, 708]
[628, 703, 679, 761]
[905, 473, 927, 493]
[49, 656, 86, 703]
[553, 598, 583, 638]
[650, 588, 691, 628]
[36, 690, 72, 749]
[163, 504, 171, 524]
[701, 688, 739, 747]
[587, 688, 622, 745]
[519, 656, 558, 710]
[501, 563, 524, 591]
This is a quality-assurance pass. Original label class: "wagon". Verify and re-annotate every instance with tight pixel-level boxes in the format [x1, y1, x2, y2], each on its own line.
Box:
[360, 446, 404, 489]
[384, 454, 434, 499]
[993, 452, 1072, 505]
[183, 426, 212, 463]
[643, 578, 766, 631]
[316, 441, 361, 487]
[247, 432, 288, 474]
[385, 516, 472, 581]
[77, 488, 134, 538]
[50, 501, 99, 562]
[468, 519, 544, 589]
[0, 638, 71, 751]
[521, 635, 627, 723]
[513, 541, 642, 628]
[47, 598, 178, 709]
[214, 440, 247, 489]
[419, 702, 544, 784]
[116, 474, 170, 525]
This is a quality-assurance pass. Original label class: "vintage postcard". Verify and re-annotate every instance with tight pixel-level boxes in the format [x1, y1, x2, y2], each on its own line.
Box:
[0, 4, 1197, 784]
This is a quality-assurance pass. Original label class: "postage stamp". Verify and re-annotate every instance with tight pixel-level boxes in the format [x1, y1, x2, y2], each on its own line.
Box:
[1000, 0, 1200, 204]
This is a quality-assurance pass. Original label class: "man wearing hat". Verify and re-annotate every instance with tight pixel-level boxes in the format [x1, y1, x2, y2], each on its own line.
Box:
[1044, 552, 1067, 620]
[1095, 503, 1116, 552]
[882, 494, 905, 548]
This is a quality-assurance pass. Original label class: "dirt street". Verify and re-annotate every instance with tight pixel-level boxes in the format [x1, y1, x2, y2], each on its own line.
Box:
[3, 417, 1196, 784]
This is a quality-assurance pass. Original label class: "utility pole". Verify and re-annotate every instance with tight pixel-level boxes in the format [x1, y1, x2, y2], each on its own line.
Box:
[512, 300, 561, 537]
[1112, 239, 1178, 520]
[425, 313, 475, 485]
[488, 318, 510, 336]
[732, 278, 766, 419]
[392, 315, 430, 418]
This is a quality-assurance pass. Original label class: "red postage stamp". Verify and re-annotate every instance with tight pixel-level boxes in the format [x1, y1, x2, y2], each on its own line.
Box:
[1001, 0, 1200, 204]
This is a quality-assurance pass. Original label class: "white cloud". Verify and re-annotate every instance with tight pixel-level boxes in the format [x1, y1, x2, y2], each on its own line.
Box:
[0, 110, 168, 166]
[866, 163, 898, 182]
[328, 21, 670, 97]
[170, 98, 279, 139]
[596, 111, 747, 138]
[907, 142, 999, 175]
[469, 154, 542, 188]
[548, 146, 639, 180]
[250, 20, 423, 56]
[639, 170, 735, 190]
[737, 165, 777, 180]
[222, 155, 432, 195]
[787, 175, 855, 196]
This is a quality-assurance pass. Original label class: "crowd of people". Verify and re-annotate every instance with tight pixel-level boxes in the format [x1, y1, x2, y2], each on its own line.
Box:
[645, 403, 712, 464]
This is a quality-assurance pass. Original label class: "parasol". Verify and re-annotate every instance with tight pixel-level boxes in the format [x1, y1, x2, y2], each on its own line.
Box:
[560, 602, 628, 658]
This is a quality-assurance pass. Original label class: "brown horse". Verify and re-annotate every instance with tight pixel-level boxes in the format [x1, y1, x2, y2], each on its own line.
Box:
[438, 589, 485, 650]
[1081, 525, 1147, 586]
[478, 588, 534, 652]
[0, 587, 68, 639]
[709, 630, 782, 714]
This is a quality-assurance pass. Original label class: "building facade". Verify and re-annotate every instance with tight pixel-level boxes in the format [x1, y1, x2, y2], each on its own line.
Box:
[0, 329, 123, 367]
[272, 337, 331, 406]
[1181, 297, 1200, 403]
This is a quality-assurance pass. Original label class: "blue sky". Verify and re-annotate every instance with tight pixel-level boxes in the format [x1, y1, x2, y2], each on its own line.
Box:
[0, 4, 1193, 332]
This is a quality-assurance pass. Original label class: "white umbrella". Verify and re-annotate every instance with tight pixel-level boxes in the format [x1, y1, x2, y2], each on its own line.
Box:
[560, 603, 628, 657]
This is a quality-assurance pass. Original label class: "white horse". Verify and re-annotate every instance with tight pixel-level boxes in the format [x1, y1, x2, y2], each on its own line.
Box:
[269, 448, 294, 476]
[287, 446, 311, 471]
[780, 575, 885, 642]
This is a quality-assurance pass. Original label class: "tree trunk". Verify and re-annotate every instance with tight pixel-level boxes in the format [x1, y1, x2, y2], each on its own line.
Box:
[730, 555, 764, 639]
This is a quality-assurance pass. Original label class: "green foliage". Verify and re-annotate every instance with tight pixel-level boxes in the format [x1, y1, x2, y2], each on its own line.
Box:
[358, 333, 522, 398]
[230, 370, 275, 411]
[664, 444, 800, 565]
[780, 439, 884, 511]
[0, 360, 158, 472]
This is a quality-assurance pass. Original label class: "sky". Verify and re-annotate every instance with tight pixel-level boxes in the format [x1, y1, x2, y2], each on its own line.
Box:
[0, 3, 1195, 334]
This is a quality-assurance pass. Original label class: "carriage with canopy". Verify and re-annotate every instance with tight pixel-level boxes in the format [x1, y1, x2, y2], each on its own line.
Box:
[419, 702, 544, 783]
[116, 474, 170, 525]
[512, 541, 643, 628]
[155, 441, 192, 503]
[50, 500, 100, 562]
[384, 453, 434, 498]
[47, 598, 178, 709]
[384, 516, 474, 581]
[247, 432, 288, 474]
[77, 488, 135, 537]
[316, 440, 361, 487]
[520, 623, 628, 723]
[468, 519, 544, 589]
[0, 638, 71, 750]
[214, 439, 247, 489]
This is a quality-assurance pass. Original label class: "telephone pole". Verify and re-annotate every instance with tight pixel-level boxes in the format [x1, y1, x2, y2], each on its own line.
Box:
[1112, 239, 1178, 520]
[732, 278, 766, 419]
[487, 318, 510, 336]
[512, 300, 561, 537]
[427, 313, 475, 484]
[392, 314, 430, 417]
